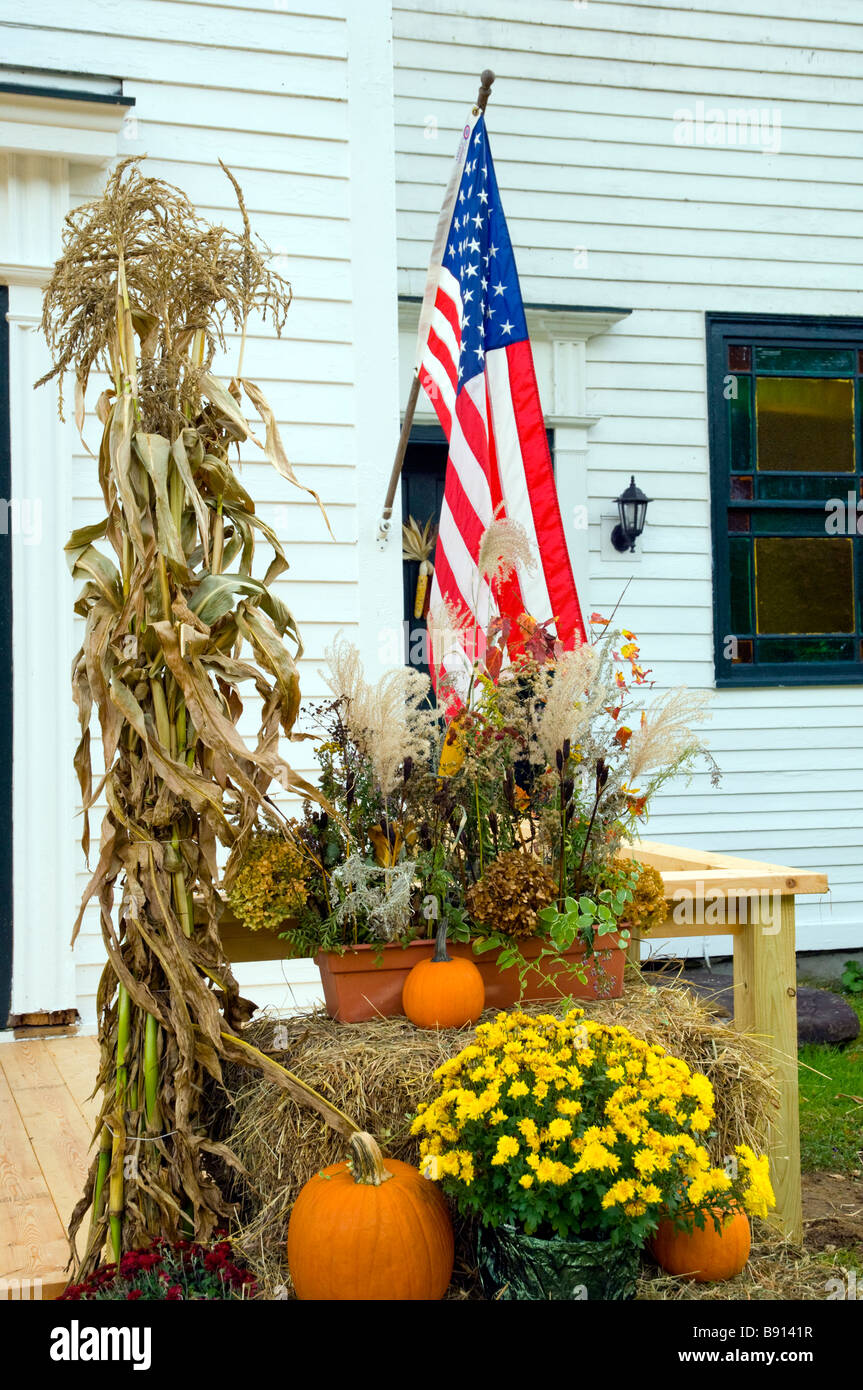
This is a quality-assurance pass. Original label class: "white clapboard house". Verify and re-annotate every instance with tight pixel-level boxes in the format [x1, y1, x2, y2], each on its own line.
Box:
[0, 0, 860, 1031]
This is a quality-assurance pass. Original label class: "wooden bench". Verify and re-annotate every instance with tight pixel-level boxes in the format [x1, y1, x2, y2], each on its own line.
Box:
[620, 840, 829, 1244]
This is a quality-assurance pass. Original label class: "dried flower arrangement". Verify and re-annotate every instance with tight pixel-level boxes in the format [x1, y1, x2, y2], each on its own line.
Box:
[230, 564, 719, 987]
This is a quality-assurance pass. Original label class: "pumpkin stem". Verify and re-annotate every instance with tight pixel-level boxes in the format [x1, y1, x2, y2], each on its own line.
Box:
[349, 1131, 394, 1186]
[431, 916, 451, 964]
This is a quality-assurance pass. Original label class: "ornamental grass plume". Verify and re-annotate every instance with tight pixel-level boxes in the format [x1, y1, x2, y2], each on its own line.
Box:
[626, 687, 715, 786]
[427, 594, 483, 681]
[535, 639, 606, 766]
[323, 636, 439, 800]
[478, 515, 537, 585]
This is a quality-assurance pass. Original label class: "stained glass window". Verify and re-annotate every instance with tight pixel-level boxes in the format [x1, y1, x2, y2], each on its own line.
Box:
[755, 377, 854, 473]
[709, 315, 863, 684]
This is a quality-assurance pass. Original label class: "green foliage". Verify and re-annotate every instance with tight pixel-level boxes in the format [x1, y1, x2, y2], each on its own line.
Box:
[537, 887, 633, 955]
[841, 960, 863, 996]
[798, 994, 863, 1174]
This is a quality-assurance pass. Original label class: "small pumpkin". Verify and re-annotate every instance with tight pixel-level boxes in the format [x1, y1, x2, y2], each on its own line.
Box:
[402, 920, 485, 1029]
[287, 1131, 454, 1300]
[650, 1207, 751, 1283]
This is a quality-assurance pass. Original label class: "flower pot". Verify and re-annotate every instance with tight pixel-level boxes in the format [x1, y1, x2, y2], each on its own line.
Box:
[315, 930, 626, 1023]
[451, 933, 626, 1008]
[315, 941, 437, 1023]
[218, 911, 301, 964]
[476, 1223, 640, 1301]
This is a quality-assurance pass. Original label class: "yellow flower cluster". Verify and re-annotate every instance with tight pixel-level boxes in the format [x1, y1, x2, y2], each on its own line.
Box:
[734, 1143, 775, 1220]
[412, 1009, 775, 1236]
[228, 830, 310, 933]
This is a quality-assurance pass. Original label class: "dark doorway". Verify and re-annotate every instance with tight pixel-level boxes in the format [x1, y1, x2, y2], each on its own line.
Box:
[0, 286, 12, 1026]
[401, 425, 448, 682]
[400, 421, 555, 683]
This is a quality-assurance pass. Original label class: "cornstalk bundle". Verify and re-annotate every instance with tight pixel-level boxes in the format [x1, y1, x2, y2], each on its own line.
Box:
[38, 158, 355, 1275]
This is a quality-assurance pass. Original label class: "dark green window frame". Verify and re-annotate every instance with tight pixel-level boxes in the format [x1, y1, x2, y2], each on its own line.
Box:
[707, 312, 863, 687]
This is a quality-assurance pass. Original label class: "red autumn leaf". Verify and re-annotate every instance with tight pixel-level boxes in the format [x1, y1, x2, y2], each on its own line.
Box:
[485, 646, 504, 682]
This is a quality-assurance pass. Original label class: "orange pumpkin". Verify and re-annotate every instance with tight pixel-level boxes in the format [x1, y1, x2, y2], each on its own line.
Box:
[402, 920, 485, 1029]
[650, 1208, 751, 1282]
[287, 1131, 454, 1300]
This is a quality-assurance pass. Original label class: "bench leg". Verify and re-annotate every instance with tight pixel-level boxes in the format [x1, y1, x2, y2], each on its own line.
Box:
[732, 893, 802, 1244]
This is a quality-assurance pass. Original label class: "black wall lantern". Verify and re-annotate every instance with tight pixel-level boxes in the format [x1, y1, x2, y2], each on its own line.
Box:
[611, 475, 651, 552]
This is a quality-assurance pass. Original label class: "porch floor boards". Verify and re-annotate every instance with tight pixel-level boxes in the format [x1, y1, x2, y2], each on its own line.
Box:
[0, 1035, 99, 1299]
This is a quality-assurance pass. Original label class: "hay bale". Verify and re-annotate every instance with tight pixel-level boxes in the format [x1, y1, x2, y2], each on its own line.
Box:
[222, 979, 779, 1298]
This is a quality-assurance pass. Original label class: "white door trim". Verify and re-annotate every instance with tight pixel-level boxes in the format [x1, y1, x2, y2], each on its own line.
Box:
[1, 93, 127, 1018]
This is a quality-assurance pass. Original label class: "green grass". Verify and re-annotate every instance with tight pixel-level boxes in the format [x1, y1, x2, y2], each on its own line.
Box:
[798, 993, 863, 1174]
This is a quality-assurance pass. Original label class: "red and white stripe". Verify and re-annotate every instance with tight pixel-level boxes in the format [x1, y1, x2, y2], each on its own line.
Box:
[414, 118, 585, 700]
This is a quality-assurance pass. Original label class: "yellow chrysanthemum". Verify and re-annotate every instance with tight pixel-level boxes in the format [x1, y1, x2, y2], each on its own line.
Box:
[491, 1134, 520, 1166]
[547, 1117, 572, 1141]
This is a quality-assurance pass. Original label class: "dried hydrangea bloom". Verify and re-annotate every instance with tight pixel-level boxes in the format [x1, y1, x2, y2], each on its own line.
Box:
[467, 849, 557, 938]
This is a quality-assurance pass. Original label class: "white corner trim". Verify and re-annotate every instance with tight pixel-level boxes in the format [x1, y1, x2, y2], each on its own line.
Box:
[397, 298, 630, 343]
[532, 308, 631, 342]
[0, 153, 70, 285]
[0, 91, 128, 165]
[545, 414, 600, 430]
[7, 284, 78, 1015]
[0, 262, 55, 287]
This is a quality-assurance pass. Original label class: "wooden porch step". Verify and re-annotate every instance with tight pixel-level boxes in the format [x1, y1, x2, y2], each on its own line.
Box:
[0, 1035, 98, 1300]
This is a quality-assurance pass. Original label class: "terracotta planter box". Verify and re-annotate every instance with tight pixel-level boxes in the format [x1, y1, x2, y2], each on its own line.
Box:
[315, 932, 626, 1024]
[464, 933, 626, 1009]
[218, 911, 300, 964]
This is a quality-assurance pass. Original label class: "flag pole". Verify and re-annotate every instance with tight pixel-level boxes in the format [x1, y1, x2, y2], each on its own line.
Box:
[376, 68, 496, 544]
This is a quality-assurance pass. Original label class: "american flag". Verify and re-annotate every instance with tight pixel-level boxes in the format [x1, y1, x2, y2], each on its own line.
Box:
[416, 111, 586, 697]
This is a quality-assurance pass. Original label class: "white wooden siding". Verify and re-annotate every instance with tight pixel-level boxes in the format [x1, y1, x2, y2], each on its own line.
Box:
[2, 0, 402, 1026]
[393, 0, 863, 955]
